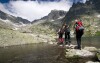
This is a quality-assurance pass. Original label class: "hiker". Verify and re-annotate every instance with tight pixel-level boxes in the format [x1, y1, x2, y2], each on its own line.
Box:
[74, 19, 84, 49]
[57, 27, 64, 44]
[64, 23, 71, 45]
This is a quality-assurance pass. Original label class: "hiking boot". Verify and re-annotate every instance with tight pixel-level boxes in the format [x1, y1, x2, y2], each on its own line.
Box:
[65, 41, 68, 45]
[74, 46, 81, 50]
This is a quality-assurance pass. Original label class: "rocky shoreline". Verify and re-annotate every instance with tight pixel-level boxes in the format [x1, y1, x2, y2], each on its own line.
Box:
[57, 45, 100, 63]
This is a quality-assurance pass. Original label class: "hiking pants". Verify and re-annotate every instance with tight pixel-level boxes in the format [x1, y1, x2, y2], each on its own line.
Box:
[76, 30, 83, 49]
[65, 32, 70, 43]
[59, 33, 63, 38]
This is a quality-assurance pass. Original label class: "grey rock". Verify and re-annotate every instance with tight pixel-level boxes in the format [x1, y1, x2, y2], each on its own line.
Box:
[65, 49, 95, 58]
[86, 61, 100, 63]
[84, 47, 98, 52]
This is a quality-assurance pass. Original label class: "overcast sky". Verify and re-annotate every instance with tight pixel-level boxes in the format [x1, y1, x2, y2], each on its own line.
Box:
[0, 0, 86, 21]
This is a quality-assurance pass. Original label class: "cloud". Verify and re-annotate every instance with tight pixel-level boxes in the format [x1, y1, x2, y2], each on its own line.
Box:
[69, 0, 86, 3]
[79, 0, 86, 3]
[0, 0, 73, 21]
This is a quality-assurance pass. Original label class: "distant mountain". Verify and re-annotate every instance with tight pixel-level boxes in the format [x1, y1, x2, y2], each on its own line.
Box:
[0, 10, 30, 24]
[30, 10, 67, 33]
[63, 0, 100, 36]
[32, 10, 67, 25]
[0, 10, 31, 30]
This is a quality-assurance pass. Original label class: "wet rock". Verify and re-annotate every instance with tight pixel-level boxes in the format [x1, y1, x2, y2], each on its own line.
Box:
[65, 49, 96, 63]
[86, 61, 100, 63]
[84, 47, 98, 52]
[96, 50, 100, 61]
[65, 49, 95, 58]
[65, 44, 77, 49]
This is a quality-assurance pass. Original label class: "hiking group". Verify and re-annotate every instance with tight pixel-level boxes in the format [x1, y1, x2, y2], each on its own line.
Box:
[57, 19, 84, 50]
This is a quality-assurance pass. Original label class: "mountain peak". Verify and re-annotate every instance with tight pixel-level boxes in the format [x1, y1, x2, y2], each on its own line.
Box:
[32, 10, 67, 25]
[48, 10, 67, 20]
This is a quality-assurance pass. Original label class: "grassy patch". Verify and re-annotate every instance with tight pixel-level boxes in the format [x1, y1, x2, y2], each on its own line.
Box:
[30, 22, 57, 35]
[0, 28, 36, 47]
[95, 31, 100, 36]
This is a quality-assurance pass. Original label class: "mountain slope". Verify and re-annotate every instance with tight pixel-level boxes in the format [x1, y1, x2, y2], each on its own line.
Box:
[63, 0, 100, 36]
[0, 10, 30, 24]
[0, 10, 31, 30]
[63, 0, 100, 23]
[31, 10, 67, 34]
[0, 20, 13, 29]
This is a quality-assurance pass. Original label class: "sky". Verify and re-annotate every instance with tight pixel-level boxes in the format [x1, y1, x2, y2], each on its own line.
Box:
[0, 0, 86, 21]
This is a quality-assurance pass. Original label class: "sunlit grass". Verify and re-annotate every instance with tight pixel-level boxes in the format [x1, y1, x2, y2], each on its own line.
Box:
[0, 28, 36, 47]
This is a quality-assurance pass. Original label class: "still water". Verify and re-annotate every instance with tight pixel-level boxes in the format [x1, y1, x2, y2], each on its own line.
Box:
[0, 36, 100, 63]
[0, 43, 65, 63]
[71, 36, 100, 48]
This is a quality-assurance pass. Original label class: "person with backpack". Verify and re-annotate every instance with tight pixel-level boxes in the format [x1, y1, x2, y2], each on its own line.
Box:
[57, 27, 64, 44]
[64, 23, 71, 45]
[74, 19, 84, 50]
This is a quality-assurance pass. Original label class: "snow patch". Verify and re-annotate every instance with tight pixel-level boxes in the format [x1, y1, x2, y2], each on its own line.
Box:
[51, 19, 54, 22]
[0, 18, 26, 30]
[0, 19, 11, 23]
[57, 16, 65, 19]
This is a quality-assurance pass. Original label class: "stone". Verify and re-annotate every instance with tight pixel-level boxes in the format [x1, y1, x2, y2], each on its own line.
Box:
[65, 49, 96, 63]
[65, 49, 95, 58]
[84, 47, 98, 52]
[96, 50, 100, 61]
[65, 44, 77, 49]
[86, 61, 100, 63]
[48, 42, 53, 44]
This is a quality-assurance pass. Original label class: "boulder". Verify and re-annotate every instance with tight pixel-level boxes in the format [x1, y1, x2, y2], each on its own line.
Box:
[65, 49, 96, 63]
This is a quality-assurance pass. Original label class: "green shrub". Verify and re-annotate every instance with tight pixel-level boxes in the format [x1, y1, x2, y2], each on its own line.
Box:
[95, 31, 100, 36]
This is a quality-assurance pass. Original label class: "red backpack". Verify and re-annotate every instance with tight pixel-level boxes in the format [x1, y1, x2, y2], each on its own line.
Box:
[76, 21, 84, 31]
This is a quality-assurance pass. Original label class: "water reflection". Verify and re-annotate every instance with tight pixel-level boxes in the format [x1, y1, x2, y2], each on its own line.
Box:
[0, 43, 66, 63]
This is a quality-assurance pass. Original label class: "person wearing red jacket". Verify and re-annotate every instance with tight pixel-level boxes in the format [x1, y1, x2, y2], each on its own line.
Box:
[74, 19, 84, 50]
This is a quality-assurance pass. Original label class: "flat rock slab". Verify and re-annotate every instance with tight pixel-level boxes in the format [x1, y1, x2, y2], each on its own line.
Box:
[65, 49, 95, 58]
[65, 49, 97, 63]
[86, 61, 100, 63]
[84, 47, 98, 52]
